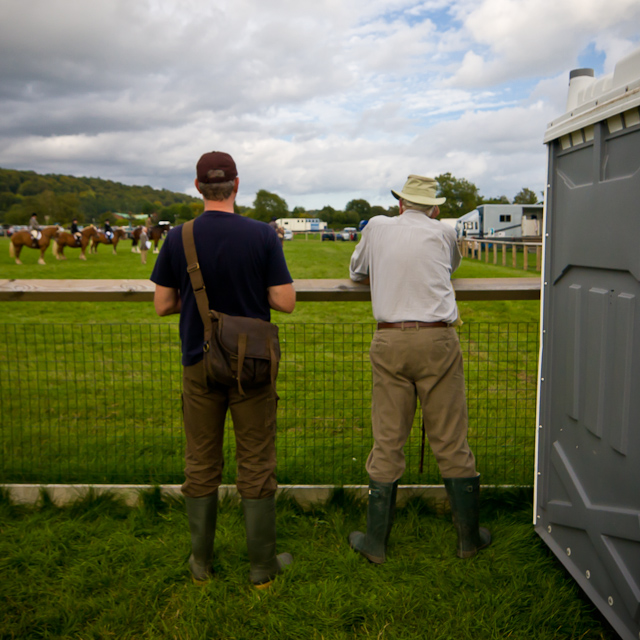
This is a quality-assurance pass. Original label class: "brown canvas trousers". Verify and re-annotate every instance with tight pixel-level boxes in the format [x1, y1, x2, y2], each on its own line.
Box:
[181, 359, 278, 499]
[366, 326, 477, 483]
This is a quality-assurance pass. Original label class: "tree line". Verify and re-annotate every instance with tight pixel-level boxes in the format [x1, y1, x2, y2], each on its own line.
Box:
[245, 175, 539, 226]
[0, 168, 201, 227]
[0, 167, 540, 229]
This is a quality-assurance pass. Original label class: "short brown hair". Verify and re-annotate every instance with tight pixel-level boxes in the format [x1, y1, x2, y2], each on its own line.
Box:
[198, 180, 235, 201]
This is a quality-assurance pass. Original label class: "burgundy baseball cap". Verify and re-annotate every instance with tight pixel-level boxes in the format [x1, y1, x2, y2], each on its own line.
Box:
[196, 151, 238, 184]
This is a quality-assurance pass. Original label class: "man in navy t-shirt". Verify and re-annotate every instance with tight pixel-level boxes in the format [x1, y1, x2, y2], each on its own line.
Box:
[151, 151, 295, 587]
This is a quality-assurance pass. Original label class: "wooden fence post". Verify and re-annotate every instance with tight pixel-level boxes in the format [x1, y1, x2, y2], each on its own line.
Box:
[493, 243, 498, 265]
[536, 246, 542, 271]
[512, 244, 517, 268]
[502, 244, 506, 266]
[523, 246, 529, 271]
[478, 242, 482, 261]
[485, 242, 489, 263]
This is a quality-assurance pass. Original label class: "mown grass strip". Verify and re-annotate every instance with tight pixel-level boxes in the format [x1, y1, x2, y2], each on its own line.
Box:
[0, 487, 616, 640]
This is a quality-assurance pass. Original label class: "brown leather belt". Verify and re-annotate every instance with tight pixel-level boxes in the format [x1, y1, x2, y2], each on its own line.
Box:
[377, 321, 448, 329]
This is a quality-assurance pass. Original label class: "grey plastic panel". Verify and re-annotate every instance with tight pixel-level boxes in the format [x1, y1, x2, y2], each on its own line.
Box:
[537, 119, 640, 640]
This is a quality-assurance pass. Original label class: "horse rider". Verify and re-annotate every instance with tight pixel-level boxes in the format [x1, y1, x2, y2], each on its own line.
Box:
[70, 218, 82, 245]
[29, 213, 41, 246]
[104, 220, 114, 241]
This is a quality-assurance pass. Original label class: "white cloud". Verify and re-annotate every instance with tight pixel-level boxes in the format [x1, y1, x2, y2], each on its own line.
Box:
[0, 0, 638, 210]
[449, 0, 640, 87]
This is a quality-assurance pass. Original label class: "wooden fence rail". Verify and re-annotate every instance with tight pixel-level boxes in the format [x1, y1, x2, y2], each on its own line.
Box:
[459, 239, 543, 272]
[0, 277, 541, 303]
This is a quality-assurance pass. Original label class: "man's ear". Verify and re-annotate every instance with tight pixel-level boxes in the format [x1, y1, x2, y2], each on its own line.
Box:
[194, 178, 201, 193]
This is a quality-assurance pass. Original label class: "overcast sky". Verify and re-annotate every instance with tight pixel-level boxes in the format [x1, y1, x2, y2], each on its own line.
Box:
[1, 0, 639, 211]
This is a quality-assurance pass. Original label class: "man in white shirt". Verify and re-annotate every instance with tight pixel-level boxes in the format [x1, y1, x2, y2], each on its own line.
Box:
[348, 174, 491, 563]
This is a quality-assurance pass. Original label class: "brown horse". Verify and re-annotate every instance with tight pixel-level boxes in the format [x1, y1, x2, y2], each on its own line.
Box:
[131, 223, 170, 253]
[9, 226, 62, 265]
[90, 227, 127, 254]
[52, 225, 99, 260]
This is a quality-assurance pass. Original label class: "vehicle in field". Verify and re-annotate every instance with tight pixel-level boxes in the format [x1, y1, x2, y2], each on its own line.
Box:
[283, 229, 293, 240]
[321, 229, 336, 241]
[337, 227, 358, 241]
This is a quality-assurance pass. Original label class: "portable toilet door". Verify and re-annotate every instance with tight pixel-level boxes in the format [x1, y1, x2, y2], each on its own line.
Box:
[535, 49, 640, 640]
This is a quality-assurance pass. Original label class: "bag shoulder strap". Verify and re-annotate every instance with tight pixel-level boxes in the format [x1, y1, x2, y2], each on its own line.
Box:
[182, 220, 213, 341]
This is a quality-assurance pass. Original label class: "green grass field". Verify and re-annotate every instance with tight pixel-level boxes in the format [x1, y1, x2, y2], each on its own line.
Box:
[1, 233, 541, 486]
[1, 237, 612, 639]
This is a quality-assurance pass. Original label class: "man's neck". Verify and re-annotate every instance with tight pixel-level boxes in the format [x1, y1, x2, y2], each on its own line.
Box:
[202, 198, 235, 213]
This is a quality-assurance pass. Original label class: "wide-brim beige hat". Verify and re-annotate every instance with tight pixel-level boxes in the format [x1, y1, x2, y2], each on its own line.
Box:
[391, 174, 446, 206]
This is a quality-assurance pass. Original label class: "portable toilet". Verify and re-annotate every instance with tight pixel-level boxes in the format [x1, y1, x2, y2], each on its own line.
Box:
[535, 48, 640, 640]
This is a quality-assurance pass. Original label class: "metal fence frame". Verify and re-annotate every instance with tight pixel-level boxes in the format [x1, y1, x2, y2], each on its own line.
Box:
[0, 320, 539, 487]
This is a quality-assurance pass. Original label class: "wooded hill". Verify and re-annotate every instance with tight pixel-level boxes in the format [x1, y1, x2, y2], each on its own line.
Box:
[0, 166, 541, 229]
[0, 167, 201, 227]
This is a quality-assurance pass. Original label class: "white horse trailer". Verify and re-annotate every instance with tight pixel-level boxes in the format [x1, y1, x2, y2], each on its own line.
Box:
[455, 204, 543, 239]
[277, 218, 327, 232]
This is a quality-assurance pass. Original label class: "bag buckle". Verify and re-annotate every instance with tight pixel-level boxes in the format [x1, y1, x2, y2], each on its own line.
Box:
[187, 262, 200, 273]
[203, 341, 210, 353]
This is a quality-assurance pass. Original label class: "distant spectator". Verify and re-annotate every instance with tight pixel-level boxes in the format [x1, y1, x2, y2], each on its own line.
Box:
[104, 220, 113, 239]
[140, 226, 149, 265]
[269, 217, 285, 247]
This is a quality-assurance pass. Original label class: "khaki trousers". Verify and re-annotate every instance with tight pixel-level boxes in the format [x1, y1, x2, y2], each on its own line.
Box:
[181, 359, 278, 499]
[366, 327, 477, 483]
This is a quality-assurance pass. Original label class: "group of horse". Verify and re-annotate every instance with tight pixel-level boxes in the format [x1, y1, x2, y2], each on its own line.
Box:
[8, 223, 170, 265]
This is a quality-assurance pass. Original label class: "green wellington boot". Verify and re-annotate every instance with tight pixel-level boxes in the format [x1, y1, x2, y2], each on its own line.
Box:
[443, 475, 491, 559]
[348, 479, 398, 564]
[242, 496, 293, 589]
[184, 492, 218, 583]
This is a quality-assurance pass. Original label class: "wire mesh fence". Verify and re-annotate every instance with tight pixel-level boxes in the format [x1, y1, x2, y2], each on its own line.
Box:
[0, 322, 539, 486]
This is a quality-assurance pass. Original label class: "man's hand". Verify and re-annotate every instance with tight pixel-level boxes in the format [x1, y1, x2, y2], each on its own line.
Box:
[154, 284, 181, 316]
[268, 283, 296, 313]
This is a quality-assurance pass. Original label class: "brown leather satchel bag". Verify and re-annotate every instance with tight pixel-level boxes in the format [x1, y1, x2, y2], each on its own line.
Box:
[182, 220, 280, 395]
